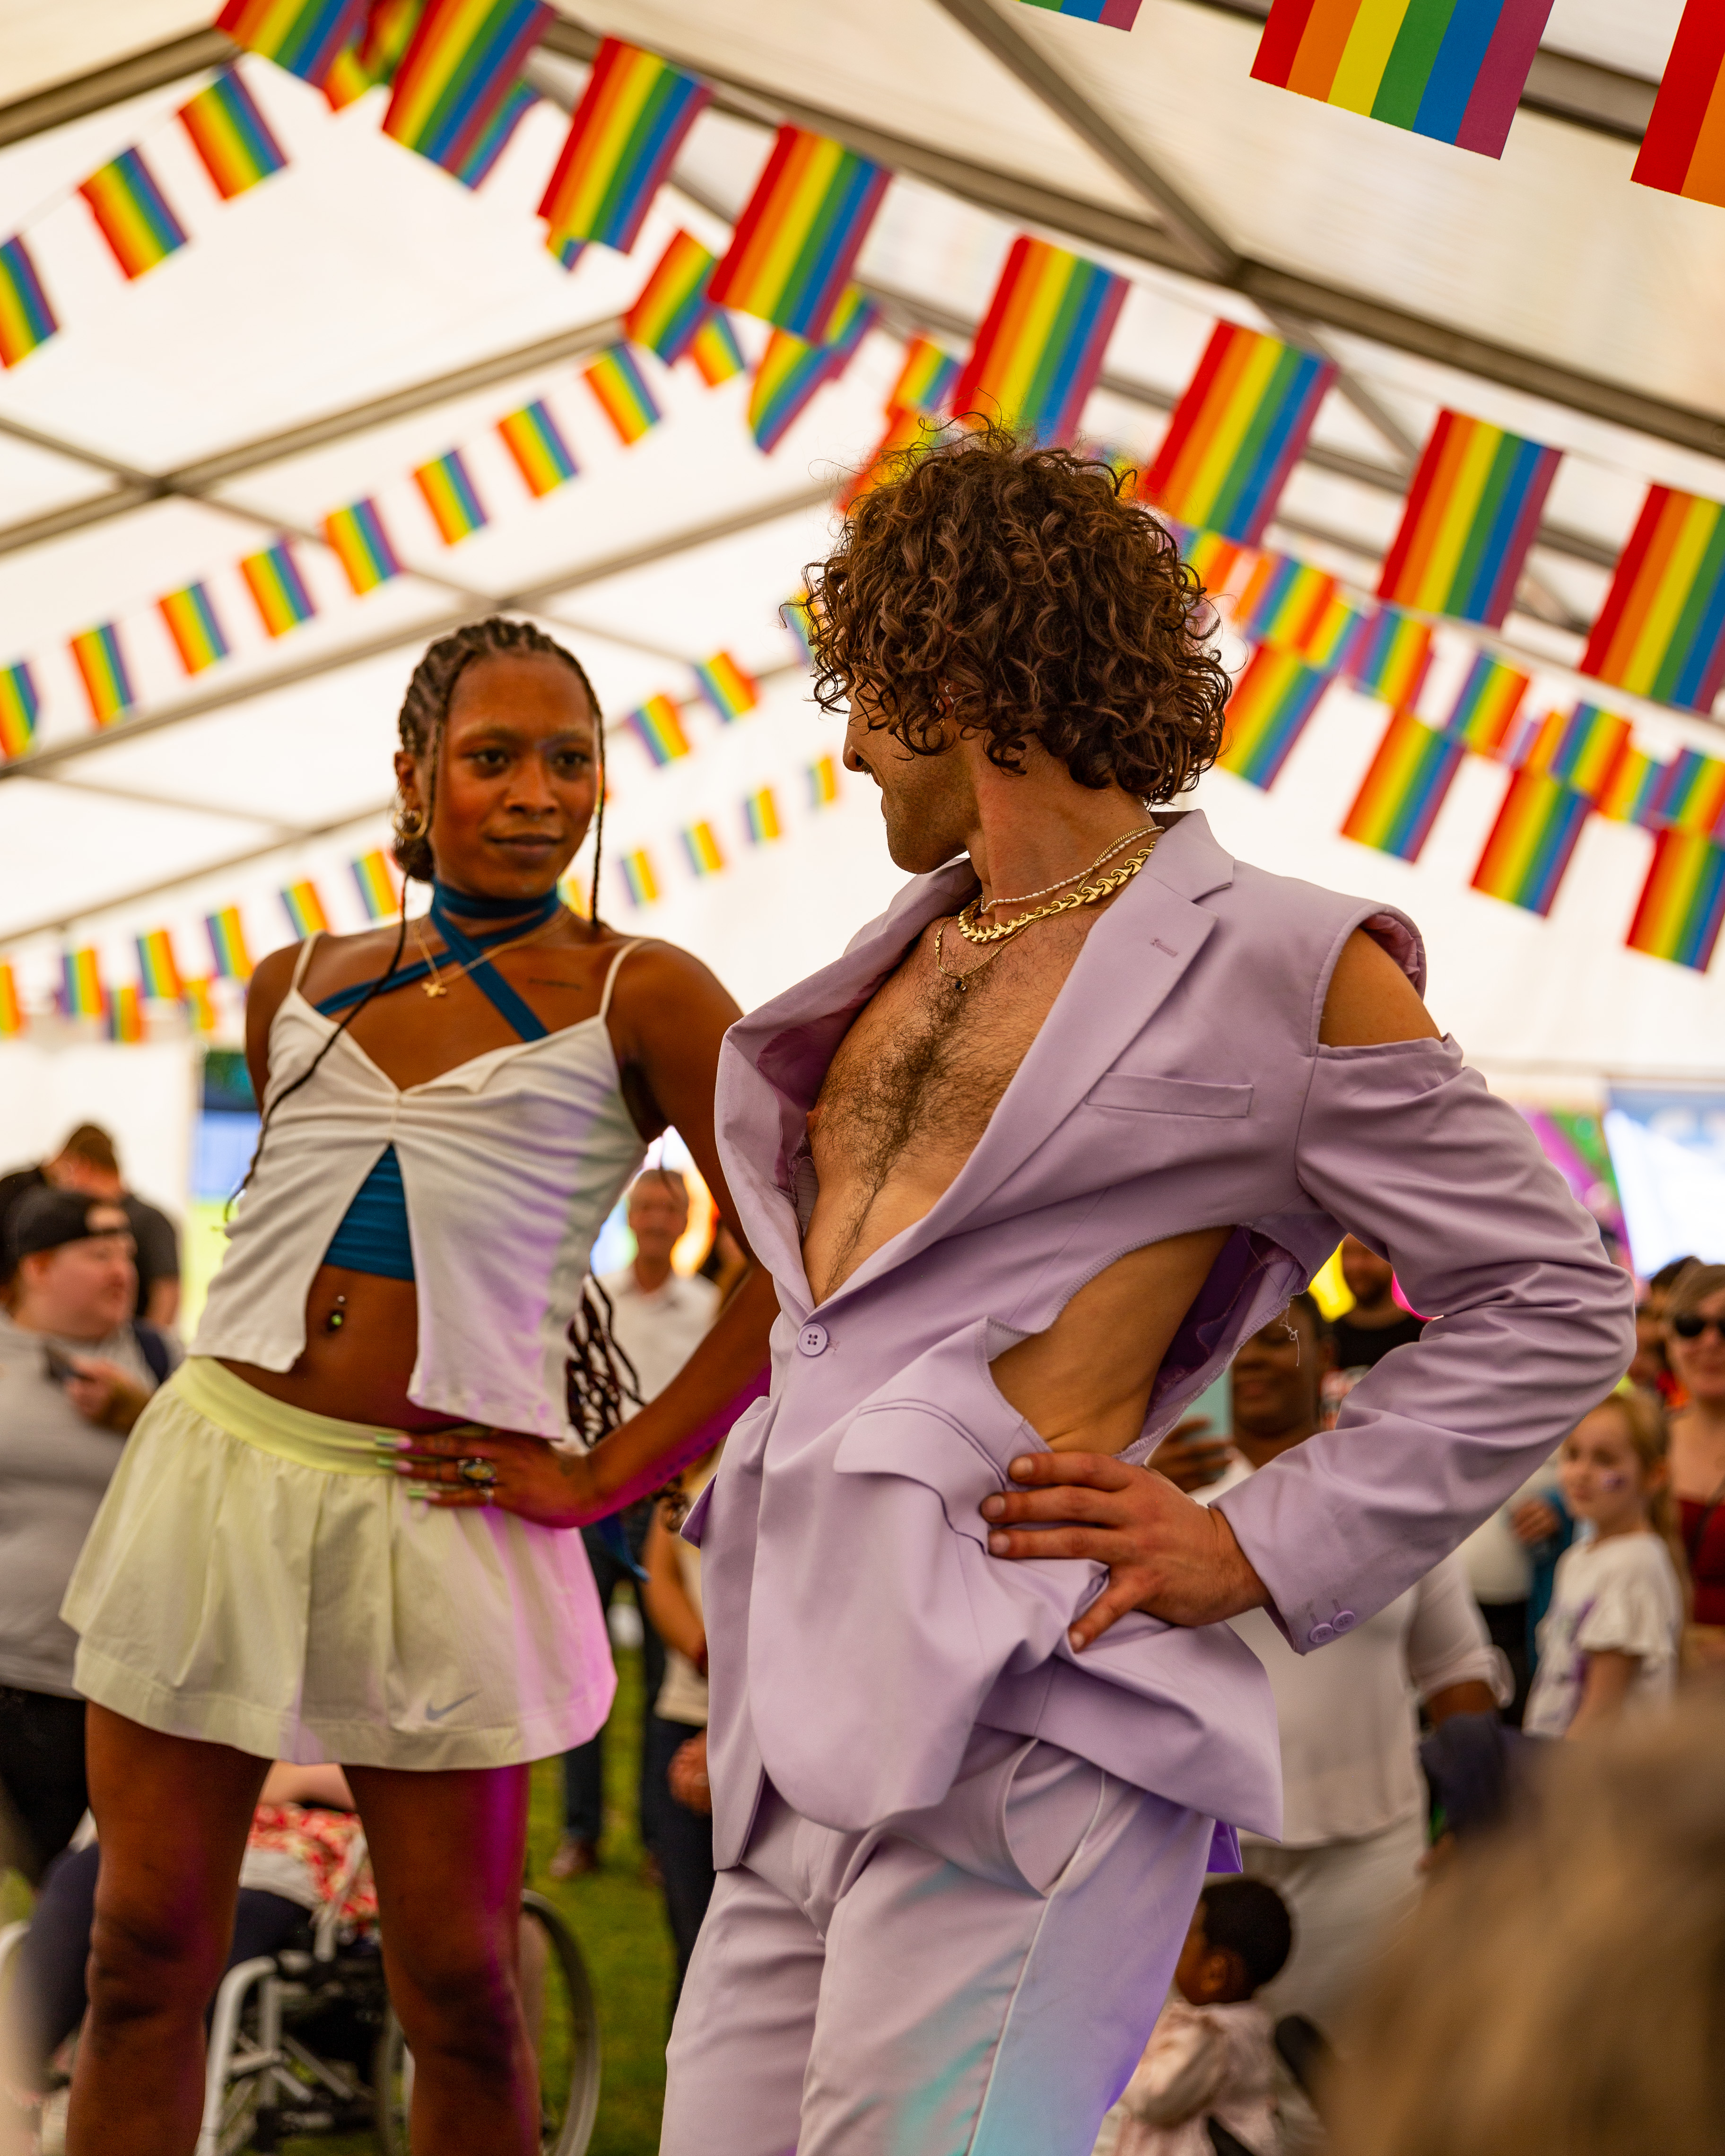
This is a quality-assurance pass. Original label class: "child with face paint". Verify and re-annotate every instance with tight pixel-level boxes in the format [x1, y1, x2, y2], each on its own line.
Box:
[1523, 1391, 1685, 1740]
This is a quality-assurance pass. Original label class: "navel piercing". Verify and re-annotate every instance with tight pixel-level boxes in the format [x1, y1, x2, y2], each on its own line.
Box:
[324, 1293, 348, 1334]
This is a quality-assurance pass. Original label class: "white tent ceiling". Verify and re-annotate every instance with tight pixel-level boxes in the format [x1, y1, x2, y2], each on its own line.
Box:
[0, 0, 1721, 1196]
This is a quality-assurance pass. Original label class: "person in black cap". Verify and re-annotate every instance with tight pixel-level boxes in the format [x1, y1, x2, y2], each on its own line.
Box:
[0, 1189, 177, 1879]
[0, 1123, 181, 1328]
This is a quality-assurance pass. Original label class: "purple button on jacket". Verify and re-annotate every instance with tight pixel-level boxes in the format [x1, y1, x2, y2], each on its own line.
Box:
[688, 812, 1634, 1868]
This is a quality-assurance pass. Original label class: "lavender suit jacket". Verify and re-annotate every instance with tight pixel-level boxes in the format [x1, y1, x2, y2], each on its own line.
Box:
[686, 810, 1634, 1867]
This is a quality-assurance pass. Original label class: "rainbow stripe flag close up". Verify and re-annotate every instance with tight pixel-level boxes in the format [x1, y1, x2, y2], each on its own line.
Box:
[1648, 748, 1725, 841]
[1251, 0, 1553, 159]
[1597, 747, 1664, 829]
[749, 288, 876, 454]
[1231, 556, 1356, 663]
[625, 694, 690, 766]
[182, 977, 218, 1033]
[1378, 410, 1559, 627]
[744, 787, 783, 843]
[320, 43, 377, 108]
[62, 948, 105, 1020]
[384, 0, 551, 175]
[1517, 703, 1632, 802]
[108, 984, 144, 1046]
[710, 126, 889, 346]
[497, 400, 576, 496]
[79, 149, 189, 280]
[413, 449, 488, 542]
[0, 965, 25, 1038]
[1174, 527, 1250, 599]
[281, 880, 331, 938]
[1471, 769, 1590, 916]
[70, 625, 135, 725]
[694, 653, 758, 722]
[784, 591, 816, 667]
[688, 312, 745, 387]
[240, 539, 317, 634]
[352, 849, 401, 920]
[1011, 0, 1143, 26]
[1143, 322, 1333, 546]
[323, 499, 403, 591]
[1443, 651, 1529, 755]
[808, 754, 839, 808]
[158, 582, 231, 674]
[136, 929, 182, 1001]
[1632, 0, 1725, 209]
[682, 821, 725, 877]
[453, 79, 539, 187]
[1628, 830, 1725, 972]
[1344, 605, 1433, 707]
[619, 849, 661, 907]
[538, 39, 710, 255]
[1219, 647, 1332, 789]
[1342, 709, 1465, 861]
[0, 237, 56, 367]
[179, 69, 289, 198]
[949, 237, 1126, 447]
[888, 336, 962, 419]
[216, 0, 367, 82]
[0, 660, 39, 759]
[584, 345, 662, 446]
[625, 229, 718, 364]
[206, 906, 254, 981]
[1580, 486, 1725, 714]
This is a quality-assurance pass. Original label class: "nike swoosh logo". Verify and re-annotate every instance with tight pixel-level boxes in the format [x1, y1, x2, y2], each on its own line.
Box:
[425, 1692, 479, 1722]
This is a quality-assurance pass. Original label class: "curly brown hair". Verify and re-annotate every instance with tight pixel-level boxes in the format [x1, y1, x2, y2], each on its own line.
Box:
[804, 421, 1230, 797]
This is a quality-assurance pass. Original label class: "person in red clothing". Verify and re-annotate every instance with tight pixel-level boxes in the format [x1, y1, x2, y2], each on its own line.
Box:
[1668, 1264, 1725, 1666]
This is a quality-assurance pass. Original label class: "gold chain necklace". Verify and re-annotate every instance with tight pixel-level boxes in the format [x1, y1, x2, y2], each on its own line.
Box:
[412, 909, 566, 999]
[976, 824, 1157, 913]
[955, 829, 1161, 947]
[932, 917, 1005, 993]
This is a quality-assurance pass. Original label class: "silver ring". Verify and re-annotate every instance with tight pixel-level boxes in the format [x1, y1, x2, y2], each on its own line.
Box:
[458, 1456, 499, 1488]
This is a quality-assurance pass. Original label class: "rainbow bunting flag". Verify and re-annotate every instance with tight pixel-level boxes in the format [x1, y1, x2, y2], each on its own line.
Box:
[693, 653, 758, 722]
[1343, 605, 1433, 707]
[843, 409, 930, 513]
[584, 345, 661, 446]
[808, 753, 839, 807]
[352, 849, 401, 920]
[624, 229, 718, 364]
[497, 399, 576, 496]
[1011, 0, 1142, 27]
[413, 448, 488, 541]
[79, 149, 189, 280]
[1342, 710, 1466, 861]
[323, 498, 402, 591]
[625, 693, 690, 766]
[1378, 410, 1559, 626]
[69, 625, 135, 726]
[136, 929, 182, 1000]
[1632, 0, 1725, 209]
[183, 977, 218, 1033]
[538, 39, 710, 255]
[1471, 769, 1590, 916]
[743, 787, 783, 843]
[0, 236, 57, 367]
[888, 335, 962, 419]
[688, 311, 745, 387]
[383, 0, 552, 175]
[619, 849, 661, 906]
[1178, 528, 1250, 598]
[1580, 486, 1725, 714]
[749, 287, 877, 454]
[240, 539, 316, 634]
[281, 879, 330, 937]
[321, 43, 377, 107]
[0, 660, 39, 759]
[157, 582, 230, 675]
[710, 126, 889, 345]
[1143, 322, 1333, 544]
[1251, 0, 1553, 159]
[179, 69, 288, 199]
[682, 821, 725, 877]
[1597, 746, 1664, 829]
[1628, 829, 1725, 972]
[1231, 555, 1346, 657]
[1219, 647, 1331, 788]
[206, 906, 254, 981]
[453, 78, 539, 187]
[1648, 748, 1725, 840]
[548, 234, 585, 271]
[217, 0, 367, 81]
[1443, 651, 1529, 755]
[62, 948, 105, 1020]
[1517, 703, 1632, 802]
[0, 964, 23, 1038]
[784, 592, 816, 667]
[950, 237, 1126, 447]
[363, 0, 427, 76]
[109, 984, 144, 1046]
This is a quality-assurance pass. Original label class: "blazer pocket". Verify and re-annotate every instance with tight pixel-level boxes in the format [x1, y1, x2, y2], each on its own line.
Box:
[1085, 1074, 1254, 1118]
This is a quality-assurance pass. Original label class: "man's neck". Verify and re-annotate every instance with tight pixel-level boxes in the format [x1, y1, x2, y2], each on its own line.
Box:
[960, 747, 1154, 910]
[632, 1255, 672, 1295]
[1234, 1422, 1320, 1470]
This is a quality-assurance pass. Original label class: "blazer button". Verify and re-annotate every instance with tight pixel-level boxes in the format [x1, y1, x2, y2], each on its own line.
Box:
[1333, 1609, 1359, 1632]
[796, 1321, 830, 1357]
[1309, 1622, 1336, 1646]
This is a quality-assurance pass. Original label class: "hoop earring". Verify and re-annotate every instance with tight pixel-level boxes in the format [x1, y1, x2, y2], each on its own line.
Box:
[394, 800, 428, 841]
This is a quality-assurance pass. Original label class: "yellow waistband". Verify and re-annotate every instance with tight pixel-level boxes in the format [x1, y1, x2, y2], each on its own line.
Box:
[172, 1357, 400, 1476]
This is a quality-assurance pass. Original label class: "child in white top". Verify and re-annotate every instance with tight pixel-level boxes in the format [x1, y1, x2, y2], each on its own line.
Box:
[1524, 1389, 1685, 1740]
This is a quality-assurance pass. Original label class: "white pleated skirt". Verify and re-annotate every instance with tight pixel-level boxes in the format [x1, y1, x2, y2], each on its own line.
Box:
[62, 1357, 616, 1770]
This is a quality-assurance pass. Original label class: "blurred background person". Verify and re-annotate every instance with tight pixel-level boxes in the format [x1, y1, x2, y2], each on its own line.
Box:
[552, 1168, 720, 1880]
[1666, 1265, 1725, 1670]
[1329, 1235, 1424, 1375]
[0, 1190, 176, 1882]
[1632, 1255, 1699, 1404]
[1199, 1296, 1505, 2035]
[1459, 1455, 1572, 1724]
[0, 1125, 180, 1329]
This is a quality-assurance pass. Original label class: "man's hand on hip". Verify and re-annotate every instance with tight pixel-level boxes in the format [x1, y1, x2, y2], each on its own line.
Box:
[980, 1452, 1270, 1650]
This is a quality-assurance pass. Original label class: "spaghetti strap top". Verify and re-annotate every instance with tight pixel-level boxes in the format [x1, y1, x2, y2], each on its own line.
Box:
[193, 935, 650, 1440]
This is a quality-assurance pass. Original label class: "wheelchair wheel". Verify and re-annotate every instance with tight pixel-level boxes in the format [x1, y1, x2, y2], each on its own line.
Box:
[374, 1888, 601, 2154]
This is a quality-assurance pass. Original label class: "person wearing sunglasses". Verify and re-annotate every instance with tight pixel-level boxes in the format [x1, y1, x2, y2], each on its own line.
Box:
[1666, 1264, 1725, 1669]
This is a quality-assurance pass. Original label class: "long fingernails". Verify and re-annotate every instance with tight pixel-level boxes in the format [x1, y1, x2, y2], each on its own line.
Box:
[372, 1436, 412, 1453]
[403, 1482, 440, 1501]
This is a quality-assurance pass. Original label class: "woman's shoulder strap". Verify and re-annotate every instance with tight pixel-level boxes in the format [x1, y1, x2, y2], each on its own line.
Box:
[288, 930, 322, 993]
[599, 938, 644, 1021]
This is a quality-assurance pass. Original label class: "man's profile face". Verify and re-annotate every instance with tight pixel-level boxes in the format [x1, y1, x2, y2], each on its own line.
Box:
[842, 683, 972, 876]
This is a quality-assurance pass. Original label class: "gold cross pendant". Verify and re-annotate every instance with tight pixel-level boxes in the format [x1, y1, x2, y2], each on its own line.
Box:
[420, 976, 447, 998]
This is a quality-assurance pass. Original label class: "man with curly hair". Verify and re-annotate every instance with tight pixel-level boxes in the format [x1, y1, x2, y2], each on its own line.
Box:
[660, 425, 1632, 2156]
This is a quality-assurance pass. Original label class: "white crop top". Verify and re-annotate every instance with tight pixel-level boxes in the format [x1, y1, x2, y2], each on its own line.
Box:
[192, 937, 647, 1439]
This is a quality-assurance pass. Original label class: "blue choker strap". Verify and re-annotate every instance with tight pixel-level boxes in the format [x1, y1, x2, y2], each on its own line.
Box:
[314, 880, 566, 1041]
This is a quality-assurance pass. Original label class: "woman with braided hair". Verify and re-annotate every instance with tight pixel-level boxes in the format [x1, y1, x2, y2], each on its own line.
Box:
[59, 616, 778, 2155]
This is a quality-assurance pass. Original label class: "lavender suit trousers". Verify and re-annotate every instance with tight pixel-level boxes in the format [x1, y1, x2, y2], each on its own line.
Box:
[660, 1729, 1212, 2156]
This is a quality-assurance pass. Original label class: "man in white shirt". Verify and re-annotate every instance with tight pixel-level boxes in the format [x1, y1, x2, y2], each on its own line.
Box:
[552, 1170, 720, 1878]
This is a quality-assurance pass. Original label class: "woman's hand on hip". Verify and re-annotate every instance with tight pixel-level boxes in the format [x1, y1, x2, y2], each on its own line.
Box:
[388, 1425, 604, 1528]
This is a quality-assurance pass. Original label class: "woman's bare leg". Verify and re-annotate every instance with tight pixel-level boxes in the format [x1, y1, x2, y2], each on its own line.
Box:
[67, 1706, 269, 2156]
[345, 1761, 537, 2155]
